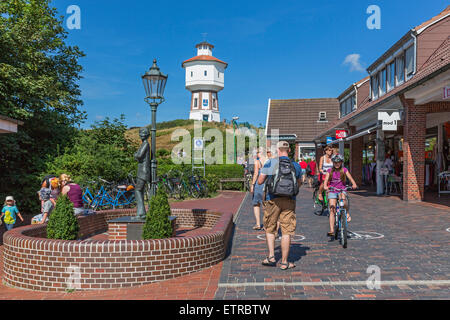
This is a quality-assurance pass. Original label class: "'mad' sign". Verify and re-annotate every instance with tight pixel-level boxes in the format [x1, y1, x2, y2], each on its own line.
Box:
[378, 111, 401, 131]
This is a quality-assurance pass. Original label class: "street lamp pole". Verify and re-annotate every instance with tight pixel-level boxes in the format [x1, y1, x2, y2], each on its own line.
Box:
[142, 59, 168, 199]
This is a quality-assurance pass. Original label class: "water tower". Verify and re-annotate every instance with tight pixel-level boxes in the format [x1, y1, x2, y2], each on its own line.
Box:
[182, 42, 228, 122]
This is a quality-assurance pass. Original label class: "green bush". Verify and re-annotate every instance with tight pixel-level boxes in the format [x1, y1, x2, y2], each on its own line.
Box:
[47, 195, 80, 240]
[142, 188, 173, 239]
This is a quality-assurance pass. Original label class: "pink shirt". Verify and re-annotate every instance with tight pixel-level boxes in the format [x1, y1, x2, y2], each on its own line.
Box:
[327, 167, 348, 191]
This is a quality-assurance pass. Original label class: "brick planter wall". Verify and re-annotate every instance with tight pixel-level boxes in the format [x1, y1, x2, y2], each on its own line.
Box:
[2, 208, 233, 292]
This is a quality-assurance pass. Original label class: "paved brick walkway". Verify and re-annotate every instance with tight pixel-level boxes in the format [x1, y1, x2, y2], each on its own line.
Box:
[0, 191, 246, 300]
[216, 188, 450, 300]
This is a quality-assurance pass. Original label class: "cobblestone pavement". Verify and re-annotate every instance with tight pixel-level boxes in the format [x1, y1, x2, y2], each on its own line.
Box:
[216, 188, 450, 300]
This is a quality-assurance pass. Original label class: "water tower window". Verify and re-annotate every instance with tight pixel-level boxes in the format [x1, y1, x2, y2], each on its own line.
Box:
[191, 71, 193, 77]
[204, 70, 207, 76]
[194, 98, 198, 109]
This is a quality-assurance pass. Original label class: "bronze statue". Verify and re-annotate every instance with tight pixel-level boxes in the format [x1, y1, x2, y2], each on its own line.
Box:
[135, 127, 151, 219]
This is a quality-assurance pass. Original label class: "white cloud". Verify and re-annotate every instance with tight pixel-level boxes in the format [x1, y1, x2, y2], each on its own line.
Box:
[95, 115, 104, 120]
[343, 54, 365, 72]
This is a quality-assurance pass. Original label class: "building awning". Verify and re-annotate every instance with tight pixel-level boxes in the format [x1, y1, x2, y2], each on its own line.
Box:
[326, 124, 381, 146]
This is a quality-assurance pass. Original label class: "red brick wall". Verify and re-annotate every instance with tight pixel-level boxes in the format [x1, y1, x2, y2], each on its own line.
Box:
[2, 209, 233, 292]
[401, 97, 426, 201]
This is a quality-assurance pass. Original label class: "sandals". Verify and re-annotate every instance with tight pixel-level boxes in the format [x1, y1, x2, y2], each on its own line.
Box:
[280, 262, 296, 270]
[261, 256, 276, 267]
[327, 231, 334, 237]
[253, 225, 263, 231]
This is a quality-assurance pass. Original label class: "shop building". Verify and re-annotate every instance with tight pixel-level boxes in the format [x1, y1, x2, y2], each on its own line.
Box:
[265, 98, 340, 160]
[314, 6, 450, 202]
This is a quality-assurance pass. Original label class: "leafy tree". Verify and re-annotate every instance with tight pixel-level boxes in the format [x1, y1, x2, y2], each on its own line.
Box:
[142, 188, 173, 239]
[46, 195, 80, 240]
[46, 115, 137, 185]
[0, 0, 85, 213]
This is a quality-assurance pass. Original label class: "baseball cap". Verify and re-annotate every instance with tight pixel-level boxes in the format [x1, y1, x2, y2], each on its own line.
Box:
[276, 141, 290, 149]
[5, 196, 14, 202]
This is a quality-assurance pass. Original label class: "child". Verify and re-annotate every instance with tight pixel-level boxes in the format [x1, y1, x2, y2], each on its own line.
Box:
[33, 188, 54, 225]
[1, 196, 24, 231]
[324, 154, 357, 237]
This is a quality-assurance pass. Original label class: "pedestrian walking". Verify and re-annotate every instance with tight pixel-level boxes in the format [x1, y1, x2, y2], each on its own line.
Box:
[251, 147, 267, 230]
[258, 141, 302, 270]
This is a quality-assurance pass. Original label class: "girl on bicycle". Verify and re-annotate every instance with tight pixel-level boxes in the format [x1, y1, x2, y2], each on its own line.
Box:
[324, 154, 357, 237]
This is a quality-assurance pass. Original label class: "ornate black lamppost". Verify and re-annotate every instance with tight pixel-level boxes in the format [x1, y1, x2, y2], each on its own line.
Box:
[142, 59, 168, 199]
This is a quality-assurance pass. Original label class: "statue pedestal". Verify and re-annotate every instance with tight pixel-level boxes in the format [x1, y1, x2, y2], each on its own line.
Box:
[108, 216, 177, 240]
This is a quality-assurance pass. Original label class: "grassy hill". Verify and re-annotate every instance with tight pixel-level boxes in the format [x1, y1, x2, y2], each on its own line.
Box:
[126, 119, 257, 152]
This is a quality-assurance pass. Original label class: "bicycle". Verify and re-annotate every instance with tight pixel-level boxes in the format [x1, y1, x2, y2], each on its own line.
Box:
[328, 186, 351, 248]
[312, 180, 328, 216]
[188, 175, 208, 198]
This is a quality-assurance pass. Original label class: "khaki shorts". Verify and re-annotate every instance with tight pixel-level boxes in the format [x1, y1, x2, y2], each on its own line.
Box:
[263, 197, 296, 236]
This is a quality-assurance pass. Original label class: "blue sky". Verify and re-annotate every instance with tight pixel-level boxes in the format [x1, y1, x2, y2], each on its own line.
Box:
[53, 0, 449, 128]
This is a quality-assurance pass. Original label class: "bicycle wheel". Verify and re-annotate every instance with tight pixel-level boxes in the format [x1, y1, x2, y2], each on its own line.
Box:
[334, 213, 339, 240]
[340, 210, 348, 248]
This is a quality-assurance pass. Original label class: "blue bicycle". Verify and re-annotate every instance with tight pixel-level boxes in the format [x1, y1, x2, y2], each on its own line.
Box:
[329, 186, 350, 248]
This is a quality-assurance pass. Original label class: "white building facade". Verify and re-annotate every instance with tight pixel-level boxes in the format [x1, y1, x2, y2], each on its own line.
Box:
[182, 42, 227, 122]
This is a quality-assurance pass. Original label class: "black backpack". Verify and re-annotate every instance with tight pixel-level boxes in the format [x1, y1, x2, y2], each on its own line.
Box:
[247, 163, 255, 175]
[267, 158, 299, 197]
[305, 164, 312, 176]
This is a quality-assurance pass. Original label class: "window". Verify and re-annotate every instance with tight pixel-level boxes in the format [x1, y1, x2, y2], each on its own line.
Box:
[212, 98, 217, 109]
[191, 71, 193, 77]
[218, 71, 220, 78]
[351, 95, 356, 111]
[387, 61, 395, 91]
[371, 74, 379, 100]
[405, 45, 414, 79]
[396, 54, 405, 85]
[380, 68, 386, 96]
[319, 112, 327, 121]
[193, 98, 198, 109]
[204, 70, 207, 76]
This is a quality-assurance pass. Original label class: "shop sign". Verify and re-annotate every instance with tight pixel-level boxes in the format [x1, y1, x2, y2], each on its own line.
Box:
[444, 87, 450, 100]
[335, 130, 348, 139]
[326, 136, 336, 144]
[378, 111, 401, 131]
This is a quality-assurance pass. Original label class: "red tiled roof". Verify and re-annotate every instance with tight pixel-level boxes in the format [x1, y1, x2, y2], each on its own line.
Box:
[182, 55, 228, 67]
[267, 98, 340, 142]
[315, 36, 450, 140]
[414, 5, 450, 33]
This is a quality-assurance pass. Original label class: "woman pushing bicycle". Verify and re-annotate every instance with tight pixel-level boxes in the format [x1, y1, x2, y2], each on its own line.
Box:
[323, 154, 357, 237]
